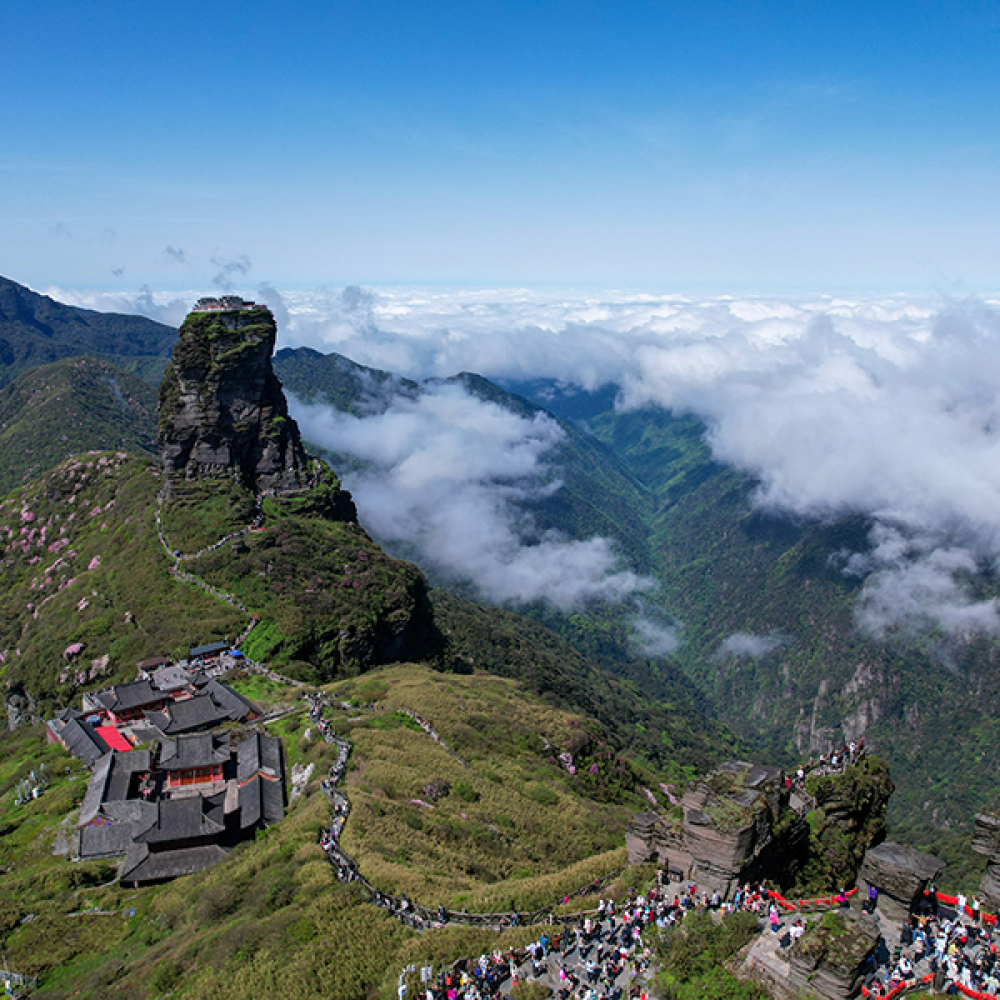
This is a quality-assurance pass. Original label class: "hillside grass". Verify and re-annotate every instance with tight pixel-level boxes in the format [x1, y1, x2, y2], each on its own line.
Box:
[0, 665, 673, 999]
[330, 664, 665, 909]
[0, 455, 245, 712]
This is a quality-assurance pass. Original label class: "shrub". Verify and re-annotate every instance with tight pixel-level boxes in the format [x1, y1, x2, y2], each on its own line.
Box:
[511, 982, 551, 1000]
[453, 779, 480, 803]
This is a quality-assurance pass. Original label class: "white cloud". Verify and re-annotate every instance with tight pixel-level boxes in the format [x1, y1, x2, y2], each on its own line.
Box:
[288, 383, 653, 609]
[48, 281, 1000, 639]
[44, 284, 194, 327]
[630, 615, 683, 659]
[715, 632, 789, 659]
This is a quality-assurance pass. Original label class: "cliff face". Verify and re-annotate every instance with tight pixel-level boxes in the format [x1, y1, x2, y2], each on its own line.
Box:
[792, 754, 894, 895]
[627, 755, 894, 898]
[972, 809, 1000, 909]
[627, 761, 810, 898]
[158, 306, 308, 492]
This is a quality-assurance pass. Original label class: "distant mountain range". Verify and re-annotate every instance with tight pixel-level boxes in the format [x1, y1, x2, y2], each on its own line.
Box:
[0, 276, 175, 387]
[273, 345, 1000, 883]
[0, 274, 995, 882]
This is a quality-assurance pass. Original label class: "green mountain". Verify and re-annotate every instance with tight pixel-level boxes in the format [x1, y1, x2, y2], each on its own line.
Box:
[0, 275, 176, 387]
[0, 357, 158, 495]
[0, 310, 734, 777]
[0, 661, 758, 1000]
[273, 349, 1000, 874]
[0, 300, 965, 1000]
[505, 380, 1000, 873]
[273, 351, 724, 750]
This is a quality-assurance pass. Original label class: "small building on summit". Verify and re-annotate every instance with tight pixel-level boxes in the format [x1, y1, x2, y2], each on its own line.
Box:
[191, 296, 260, 313]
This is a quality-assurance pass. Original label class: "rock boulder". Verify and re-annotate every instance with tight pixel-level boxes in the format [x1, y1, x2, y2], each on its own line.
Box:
[859, 841, 944, 923]
[786, 910, 881, 1000]
[972, 810, 1000, 911]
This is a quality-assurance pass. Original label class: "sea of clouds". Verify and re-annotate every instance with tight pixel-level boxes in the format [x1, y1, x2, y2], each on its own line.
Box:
[48, 282, 1000, 646]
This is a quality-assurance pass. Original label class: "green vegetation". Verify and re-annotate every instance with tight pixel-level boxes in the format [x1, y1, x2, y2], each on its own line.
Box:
[0, 275, 175, 390]
[332, 664, 661, 908]
[790, 755, 895, 894]
[0, 357, 158, 495]
[160, 477, 257, 552]
[649, 910, 767, 1000]
[0, 662, 687, 999]
[476, 374, 1000, 866]
[430, 589, 736, 775]
[0, 454, 246, 711]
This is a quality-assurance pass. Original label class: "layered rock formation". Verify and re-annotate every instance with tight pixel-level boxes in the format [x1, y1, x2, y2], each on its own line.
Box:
[786, 910, 881, 1000]
[158, 304, 309, 492]
[858, 841, 944, 923]
[629, 756, 895, 900]
[627, 761, 808, 898]
[972, 809, 1000, 911]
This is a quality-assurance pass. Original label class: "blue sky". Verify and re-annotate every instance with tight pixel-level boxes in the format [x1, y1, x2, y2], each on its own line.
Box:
[2, 1, 999, 292]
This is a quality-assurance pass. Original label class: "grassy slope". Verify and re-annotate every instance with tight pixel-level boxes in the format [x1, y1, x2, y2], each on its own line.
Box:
[0, 454, 245, 707]
[0, 357, 158, 496]
[274, 350, 1000, 855]
[328, 664, 667, 908]
[1, 664, 674, 999]
[430, 589, 736, 774]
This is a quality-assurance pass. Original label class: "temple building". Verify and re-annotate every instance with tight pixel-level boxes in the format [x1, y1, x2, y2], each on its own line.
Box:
[76, 731, 286, 886]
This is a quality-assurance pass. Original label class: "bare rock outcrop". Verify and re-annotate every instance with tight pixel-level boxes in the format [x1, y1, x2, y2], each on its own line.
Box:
[158, 302, 309, 492]
[972, 809, 1000, 911]
[858, 841, 944, 923]
[786, 910, 881, 1000]
[628, 761, 808, 898]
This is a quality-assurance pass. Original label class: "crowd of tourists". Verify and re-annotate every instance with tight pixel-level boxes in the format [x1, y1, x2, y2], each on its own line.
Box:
[416, 896, 661, 1000]
[861, 894, 999, 997]
[787, 738, 867, 793]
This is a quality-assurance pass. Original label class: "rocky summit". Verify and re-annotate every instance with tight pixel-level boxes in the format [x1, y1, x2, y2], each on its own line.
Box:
[158, 302, 308, 492]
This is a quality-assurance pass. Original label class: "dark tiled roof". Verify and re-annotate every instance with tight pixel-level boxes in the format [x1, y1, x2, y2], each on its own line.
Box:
[120, 842, 229, 884]
[102, 799, 157, 827]
[159, 732, 231, 771]
[109, 680, 164, 712]
[136, 656, 172, 671]
[145, 694, 229, 735]
[128, 723, 161, 745]
[238, 775, 285, 829]
[79, 823, 134, 858]
[77, 750, 152, 827]
[134, 796, 226, 845]
[236, 732, 283, 782]
[205, 680, 259, 720]
[190, 642, 229, 658]
[79, 753, 115, 826]
[56, 717, 110, 766]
